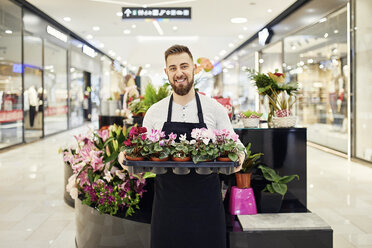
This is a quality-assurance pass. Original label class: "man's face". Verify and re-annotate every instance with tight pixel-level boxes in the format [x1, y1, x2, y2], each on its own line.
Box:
[165, 52, 195, 96]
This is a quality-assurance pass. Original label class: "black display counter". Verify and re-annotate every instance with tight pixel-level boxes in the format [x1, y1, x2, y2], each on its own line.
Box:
[99, 115, 125, 128]
[74, 127, 332, 248]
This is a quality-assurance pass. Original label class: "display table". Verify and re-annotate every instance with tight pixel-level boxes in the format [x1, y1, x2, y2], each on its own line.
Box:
[99, 115, 125, 129]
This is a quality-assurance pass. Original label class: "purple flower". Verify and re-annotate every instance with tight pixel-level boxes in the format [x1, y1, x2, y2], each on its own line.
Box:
[159, 140, 165, 146]
[168, 132, 177, 140]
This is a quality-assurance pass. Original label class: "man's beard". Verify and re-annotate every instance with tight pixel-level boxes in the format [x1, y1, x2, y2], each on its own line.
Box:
[169, 75, 194, 96]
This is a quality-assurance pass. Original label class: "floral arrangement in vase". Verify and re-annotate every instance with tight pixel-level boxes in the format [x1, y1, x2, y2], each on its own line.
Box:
[240, 110, 263, 128]
[64, 125, 155, 216]
[214, 129, 245, 162]
[248, 69, 298, 127]
[122, 126, 148, 160]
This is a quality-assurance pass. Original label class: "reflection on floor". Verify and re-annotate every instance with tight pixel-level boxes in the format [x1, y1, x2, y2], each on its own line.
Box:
[0, 125, 371, 248]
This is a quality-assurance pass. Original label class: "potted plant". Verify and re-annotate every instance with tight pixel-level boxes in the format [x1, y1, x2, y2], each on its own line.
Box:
[240, 110, 263, 128]
[267, 91, 297, 128]
[171, 133, 193, 162]
[235, 143, 263, 189]
[257, 165, 299, 213]
[190, 128, 219, 164]
[214, 129, 244, 162]
[122, 126, 147, 161]
[144, 130, 176, 161]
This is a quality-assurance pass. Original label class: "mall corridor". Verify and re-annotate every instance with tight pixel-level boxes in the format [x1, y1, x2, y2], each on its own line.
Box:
[0, 125, 371, 248]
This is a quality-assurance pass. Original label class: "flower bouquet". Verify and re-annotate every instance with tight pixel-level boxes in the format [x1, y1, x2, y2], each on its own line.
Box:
[214, 129, 245, 162]
[66, 125, 155, 216]
[122, 126, 147, 160]
[240, 110, 263, 128]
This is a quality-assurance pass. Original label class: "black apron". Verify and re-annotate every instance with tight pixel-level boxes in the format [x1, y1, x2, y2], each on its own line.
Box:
[151, 93, 226, 248]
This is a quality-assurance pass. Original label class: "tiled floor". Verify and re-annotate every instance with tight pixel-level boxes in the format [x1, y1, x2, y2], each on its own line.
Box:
[0, 125, 371, 247]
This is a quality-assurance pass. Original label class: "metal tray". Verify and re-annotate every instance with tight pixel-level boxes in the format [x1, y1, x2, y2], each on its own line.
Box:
[124, 160, 239, 175]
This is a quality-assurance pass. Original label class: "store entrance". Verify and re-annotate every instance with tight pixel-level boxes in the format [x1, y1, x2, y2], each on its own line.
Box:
[24, 66, 43, 143]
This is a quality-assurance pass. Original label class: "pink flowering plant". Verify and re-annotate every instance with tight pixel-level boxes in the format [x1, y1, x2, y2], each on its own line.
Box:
[190, 128, 219, 164]
[143, 130, 177, 159]
[65, 125, 155, 216]
[214, 129, 245, 161]
[171, 133, 194, 159]
[121, 126, 148, 158]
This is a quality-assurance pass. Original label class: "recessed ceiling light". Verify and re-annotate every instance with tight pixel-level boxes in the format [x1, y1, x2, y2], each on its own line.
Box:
[238, 34, 244, 39]
[5, 30, 12, 34]
[243, 26, 248, 31]
[334, 29, 339, 34]
[123, 29, 131, 34]
[267, 9, 272, 13]
[63, 17, 71, 22]
[319, 18, 327, 23]
[116, 11, 123, 17]
[230, 17, 247, 24]
[93, 26, 100, 31]
[228, 43, 234, 47]
[131, 24, 136, 29]
[86, 34, 93, 39]
[173, 26, 178, 31]
[219, 50, 226, 56]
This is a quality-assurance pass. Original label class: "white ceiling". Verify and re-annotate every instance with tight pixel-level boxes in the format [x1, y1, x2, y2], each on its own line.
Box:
[27, 0, 296, 75]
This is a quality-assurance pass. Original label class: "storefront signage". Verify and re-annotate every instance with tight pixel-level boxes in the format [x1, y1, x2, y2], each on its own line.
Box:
[46, 25, 67, 43]
[82, 45, 97, 58]
[0, 110, 23, 123]
[121, 7, 191, 20]
[258, 28, 273, 46]
[12, 64, 23, 73]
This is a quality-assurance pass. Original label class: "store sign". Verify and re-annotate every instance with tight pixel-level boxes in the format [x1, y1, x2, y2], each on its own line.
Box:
[82, 45, 97, 58]
[258, 28, 273, 46]
[0, 110, 23, 123]
[122, 7, 191, 20]
[46, 25, 67, 43]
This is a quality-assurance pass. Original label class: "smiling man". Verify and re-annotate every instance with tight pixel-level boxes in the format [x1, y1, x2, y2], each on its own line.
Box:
[142, 44, 244, 248]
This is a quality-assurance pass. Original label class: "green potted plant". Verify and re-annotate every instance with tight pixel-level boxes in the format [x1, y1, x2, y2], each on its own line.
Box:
[144, 130, 176, 162]
[257, 165, 299, 213]
[240, 110, 263, 128]
[214, 129, 245, 162]
[235, 143, 263, 189]
[171, 133, 193, 162]
[267, 90, 297, 128]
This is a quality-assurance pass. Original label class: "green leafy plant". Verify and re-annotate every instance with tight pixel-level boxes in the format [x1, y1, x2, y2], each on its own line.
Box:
[143, 131, 176, 159]
[241, 110, 263, 119]
[142, 83, 171, 112]
[240, 143, 263, 173]
[128, 98, 147, 116]
[170, 133, 194, 159]
[257, 165, 299, 198]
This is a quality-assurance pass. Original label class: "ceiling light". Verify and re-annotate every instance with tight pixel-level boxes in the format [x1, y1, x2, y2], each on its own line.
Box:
[267, 9, 272, 13]
[259, 59, 264, 64]
[230, 17, 247, 24]
[5, 30, 12, 34]
[123, 29, 131, 34]
[238, 34, 244, 39]
[145, 64, 151, 68]
[173, 26, 178, 31]
[63, 17, 71, 22]
[228, 43, 234, 48]
[219, 50, 226, 56]
[334, 29, 339, 34]
[131, 24, 136, 29]
[319, 17, 327, 23]
[324, 33, 328, 38]
[86, 34, 93, 39]
[116, 11, 123, 17]
[243, 26, 248, 31]
[93, 26, 100, 31]
[152, 21, 164, 35]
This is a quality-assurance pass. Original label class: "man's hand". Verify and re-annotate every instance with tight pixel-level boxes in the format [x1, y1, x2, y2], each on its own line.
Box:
[118, 151, 129, 171]
[234, 151, 246, 173]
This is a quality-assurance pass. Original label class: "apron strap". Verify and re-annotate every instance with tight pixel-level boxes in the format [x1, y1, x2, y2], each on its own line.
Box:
[166, 92, 205, 124]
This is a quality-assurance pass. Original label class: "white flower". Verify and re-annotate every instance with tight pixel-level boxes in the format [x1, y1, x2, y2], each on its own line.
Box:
[70, 188, 78, 200]
[115, 170, 126, 180]
[179, 133, 187, 142]
[66, 174, 78, 199]
[202, 138, 210, 145]
[103, 169, 113, 182]
[190, 140, 196, 145]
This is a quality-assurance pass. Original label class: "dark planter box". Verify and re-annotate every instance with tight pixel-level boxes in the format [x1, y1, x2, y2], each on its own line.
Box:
[260, 192, 283, 213]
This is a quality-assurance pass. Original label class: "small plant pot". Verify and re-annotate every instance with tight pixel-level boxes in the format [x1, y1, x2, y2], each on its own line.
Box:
[172, 156, 191, 162]
[235, 172, 252, 189]
[125, 155, 145, 161]
[150, 157, 169, 162]
[260, 191, 283, 213]
[243, 118, 260, 128]
[195, 167, 212, 175]
[272, 116, 296, 128]
[172, 167, 190, 175]
[217, 157, 232, 162]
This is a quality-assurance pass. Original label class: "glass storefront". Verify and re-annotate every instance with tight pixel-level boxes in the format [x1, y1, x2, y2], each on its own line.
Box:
[44, 41, 68, 135]
[284, 7, 348, 153]
[0, 1, 23, 148]
[69, 68, 84, 128]
[355, 0, 372, 162]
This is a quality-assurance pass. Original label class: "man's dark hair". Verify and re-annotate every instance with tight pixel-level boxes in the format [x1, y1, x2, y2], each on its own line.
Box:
[164, 44, 193, 62]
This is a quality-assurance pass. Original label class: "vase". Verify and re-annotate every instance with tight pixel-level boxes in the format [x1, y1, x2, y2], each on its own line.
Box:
[217, 157, 232, 162]
[125, 155, 145, 161]
[272, 116, 296, 128]
[260, 191, 283, 213]
[235, 172, 252, 189]
[243, 118, 260, 128]
[172, 156, 191, 162]
[150, 157, 169, 162]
